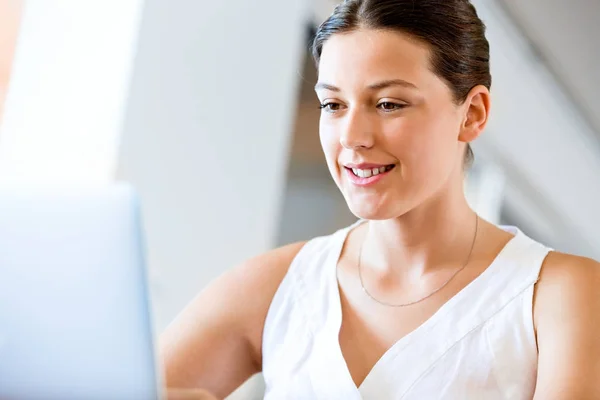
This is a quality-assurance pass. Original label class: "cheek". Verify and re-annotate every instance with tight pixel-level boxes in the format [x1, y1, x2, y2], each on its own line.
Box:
[383, 117, 430, 162]
[319, 120, 339, 163]
[386, 113, 457, 176]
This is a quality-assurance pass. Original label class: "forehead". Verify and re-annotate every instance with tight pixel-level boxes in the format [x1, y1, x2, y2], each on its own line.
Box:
[317, 28, 436, 88]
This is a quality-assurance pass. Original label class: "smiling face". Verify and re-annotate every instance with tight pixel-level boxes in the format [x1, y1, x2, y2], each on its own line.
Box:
[316, 28, 474, 220]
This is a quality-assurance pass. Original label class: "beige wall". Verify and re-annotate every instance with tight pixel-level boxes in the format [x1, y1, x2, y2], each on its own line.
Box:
[0, 0, 22, 121]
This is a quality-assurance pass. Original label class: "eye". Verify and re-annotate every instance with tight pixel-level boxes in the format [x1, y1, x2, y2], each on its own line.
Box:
[377, 102, 407, 112]
[319, 102, 343, 113]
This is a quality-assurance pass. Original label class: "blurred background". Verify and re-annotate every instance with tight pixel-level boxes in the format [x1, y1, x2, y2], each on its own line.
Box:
[1, 0, 599, 398]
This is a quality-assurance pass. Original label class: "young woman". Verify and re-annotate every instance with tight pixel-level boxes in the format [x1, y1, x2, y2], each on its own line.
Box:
[162, 1, 600, 398]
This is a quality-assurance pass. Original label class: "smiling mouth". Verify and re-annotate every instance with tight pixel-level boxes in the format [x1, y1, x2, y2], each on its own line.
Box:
[345, 164, 395, 178]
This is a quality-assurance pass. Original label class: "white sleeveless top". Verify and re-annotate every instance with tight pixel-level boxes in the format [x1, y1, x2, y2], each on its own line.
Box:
[262, 221, 552, 399]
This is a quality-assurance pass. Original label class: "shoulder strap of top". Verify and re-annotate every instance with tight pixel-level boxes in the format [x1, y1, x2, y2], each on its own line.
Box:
[262, 221, 361, 372]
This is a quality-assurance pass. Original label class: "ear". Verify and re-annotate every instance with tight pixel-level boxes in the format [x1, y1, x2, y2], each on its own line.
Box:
[458, 85, 491, 144]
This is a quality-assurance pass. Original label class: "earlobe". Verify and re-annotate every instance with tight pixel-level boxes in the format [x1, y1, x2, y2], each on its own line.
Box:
[458, 85, 491, 144]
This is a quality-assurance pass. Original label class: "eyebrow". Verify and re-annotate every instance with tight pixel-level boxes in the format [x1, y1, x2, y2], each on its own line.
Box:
[314, 79, 418, 92]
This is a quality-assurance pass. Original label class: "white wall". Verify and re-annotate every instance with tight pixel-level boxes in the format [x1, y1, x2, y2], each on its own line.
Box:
[116, 1, 309, 397]
[500, 0, 600, 135]
[116, 0, 309, 336]
[0, 0, 144, 183]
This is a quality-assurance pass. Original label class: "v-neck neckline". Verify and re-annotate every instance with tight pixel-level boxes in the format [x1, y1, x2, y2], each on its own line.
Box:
[326, 220, 522, 395]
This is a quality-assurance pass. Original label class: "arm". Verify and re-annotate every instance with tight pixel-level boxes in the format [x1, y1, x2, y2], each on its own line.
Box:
[533, 252, 600, 400]
[160, 241, 306, 399]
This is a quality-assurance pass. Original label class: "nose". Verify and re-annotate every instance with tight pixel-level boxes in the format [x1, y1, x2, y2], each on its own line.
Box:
[339, 108, 375, 150]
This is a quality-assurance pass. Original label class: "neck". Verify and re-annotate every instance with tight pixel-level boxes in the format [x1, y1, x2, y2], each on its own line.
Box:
[362, 184, 478, 279]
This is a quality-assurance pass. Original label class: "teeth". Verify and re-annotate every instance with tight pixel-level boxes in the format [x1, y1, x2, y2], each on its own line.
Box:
[353, 168, 370, 178]
[351, 165, 392, 178]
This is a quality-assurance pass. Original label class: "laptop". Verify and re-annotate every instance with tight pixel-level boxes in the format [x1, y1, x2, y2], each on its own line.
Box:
[0, 184, 162, 400]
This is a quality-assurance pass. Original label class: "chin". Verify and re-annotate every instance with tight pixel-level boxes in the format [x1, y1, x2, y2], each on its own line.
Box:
[344, 187, 417, 221]
[347, 201, 399, 221]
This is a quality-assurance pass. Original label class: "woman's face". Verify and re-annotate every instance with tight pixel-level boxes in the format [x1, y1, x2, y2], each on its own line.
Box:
[316, 29, 470, 220]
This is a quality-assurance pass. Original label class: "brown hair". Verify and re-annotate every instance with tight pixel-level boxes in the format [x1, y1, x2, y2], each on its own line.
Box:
[311, 0, 492, 168]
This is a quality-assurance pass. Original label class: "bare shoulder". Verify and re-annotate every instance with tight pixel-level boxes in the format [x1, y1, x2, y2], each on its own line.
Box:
[171, 239, 308, 353]
[534, 251, 600, 327]
[533, 251, 600, 399]
[535, 251, 600, 306]
[232, 240, 308, 291]
[160, 240, 307, 396]
[214, 240, 309, 351]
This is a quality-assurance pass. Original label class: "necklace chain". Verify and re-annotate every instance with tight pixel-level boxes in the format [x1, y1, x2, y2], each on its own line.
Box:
[358, 215, 479, 307]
